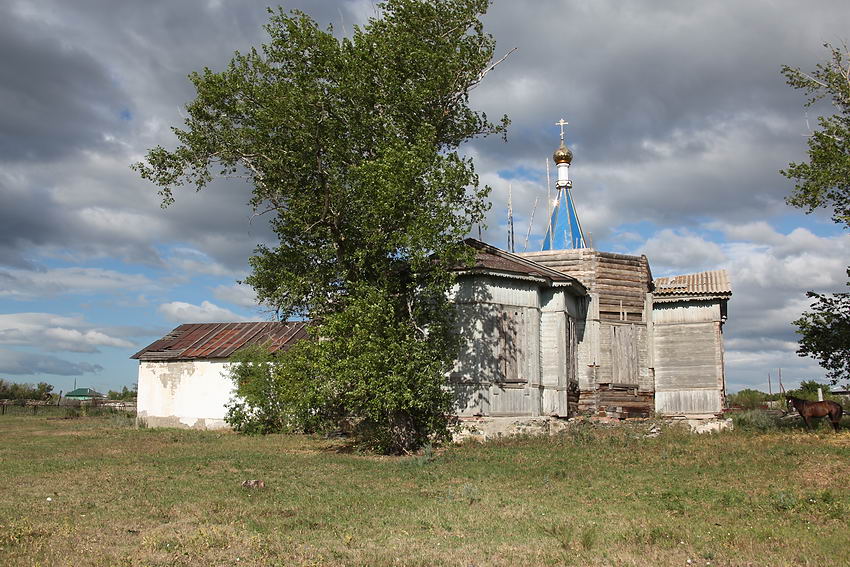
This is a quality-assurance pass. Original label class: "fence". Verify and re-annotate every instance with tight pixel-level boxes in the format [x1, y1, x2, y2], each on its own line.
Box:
[0, 399, 136, 417]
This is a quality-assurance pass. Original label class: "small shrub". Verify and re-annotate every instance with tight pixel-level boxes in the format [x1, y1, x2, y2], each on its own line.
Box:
[803, 490, 845, 519]
[460, 482, 481, 505]
[413, 442, 436, 466]
[770, 490, 799, 511]
[543, 522, 598, 552]
[542, 523, 574, 553]
[109, 413, 136, 428]
[731, 410, 780, 432]
[579, 524, 599, 550]
[447, 482, 481, 505]
[562, 421, 599, 445]
[728, 388, 768, 409]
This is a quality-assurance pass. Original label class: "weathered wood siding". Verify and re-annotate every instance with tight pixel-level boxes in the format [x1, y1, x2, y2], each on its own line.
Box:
[654, 321, 720, 389]
[519, 250, 652, 323]
[653, 298, 725, 415]
[655, 390, 722, 414]
[519, 249, 654, 417]
[537, 288, 581, 417]
[595, 253, 652, 323]
[449, 274, 579, 418]
[653, 301, 721, 324]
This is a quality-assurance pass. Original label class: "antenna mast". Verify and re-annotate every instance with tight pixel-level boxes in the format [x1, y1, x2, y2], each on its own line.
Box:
[507, 184, 515, 252]
[545, 158, 552, 247]
[523, 197, 539, 252]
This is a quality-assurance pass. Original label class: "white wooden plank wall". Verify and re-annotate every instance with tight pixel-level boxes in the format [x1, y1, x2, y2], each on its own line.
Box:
[654, 321, 722, 391]
[653, 301, 720, 324]
[539, 311, 566, 387]
[490, 386, 536, 416]
[451, 276, 539, 308]
[656, 390, 722, 414]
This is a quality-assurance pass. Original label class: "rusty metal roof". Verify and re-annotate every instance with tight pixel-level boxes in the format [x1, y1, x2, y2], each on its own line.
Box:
[458, 239, 586, 293]
[654, 270, 732, 300]
[131, 321, 308, 361]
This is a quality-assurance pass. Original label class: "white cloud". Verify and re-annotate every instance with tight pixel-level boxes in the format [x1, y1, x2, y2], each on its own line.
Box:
[212, 283, 258, 309]
[0, 267, 155, 299]
[0, 348, 103, 376]
[638, 229, 727, 272]
[0, 313, 135, 353]
[166, 247, 243, 278]
[158, 300, 252, 323]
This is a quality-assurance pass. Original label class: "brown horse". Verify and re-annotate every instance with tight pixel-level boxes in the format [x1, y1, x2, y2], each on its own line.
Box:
[785, 396, 843, 432]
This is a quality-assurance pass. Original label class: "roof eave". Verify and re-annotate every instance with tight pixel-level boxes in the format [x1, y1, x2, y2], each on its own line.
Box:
[653, 293, 732, 303]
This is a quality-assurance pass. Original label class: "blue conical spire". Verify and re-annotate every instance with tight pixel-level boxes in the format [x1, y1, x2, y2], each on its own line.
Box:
[542, 186, 585, 250]
[543, 118, 586, 250]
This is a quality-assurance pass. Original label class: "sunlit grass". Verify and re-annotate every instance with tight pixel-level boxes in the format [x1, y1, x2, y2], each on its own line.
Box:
[1, 415, 849, 566]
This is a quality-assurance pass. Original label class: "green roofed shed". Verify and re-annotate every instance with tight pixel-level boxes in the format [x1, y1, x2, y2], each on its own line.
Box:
[65, 388, 105, 401]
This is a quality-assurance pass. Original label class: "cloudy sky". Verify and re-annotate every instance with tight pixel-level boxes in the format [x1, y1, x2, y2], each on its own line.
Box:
[1, 0, 847, 395]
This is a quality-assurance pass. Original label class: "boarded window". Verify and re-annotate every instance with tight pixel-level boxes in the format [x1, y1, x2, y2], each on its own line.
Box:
[611, 324, 638, 385]
[483, 308, 523, 384]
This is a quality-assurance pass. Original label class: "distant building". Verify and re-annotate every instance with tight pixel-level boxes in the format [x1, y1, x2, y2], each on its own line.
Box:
[131, 322, 307, 429]
[65, 388, 105, 401]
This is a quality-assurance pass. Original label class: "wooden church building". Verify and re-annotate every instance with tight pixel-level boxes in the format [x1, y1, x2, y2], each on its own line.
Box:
[132, 124, 731, 429]
[447, 123, 731, 422]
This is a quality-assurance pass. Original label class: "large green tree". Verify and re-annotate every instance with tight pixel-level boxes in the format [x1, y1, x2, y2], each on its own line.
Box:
[0, 380, 53, 401]
[782, 44, 850, 386]
[134, 0, 508, 452]
[782, 44, 850, 227]
[793, 270, 850, 386]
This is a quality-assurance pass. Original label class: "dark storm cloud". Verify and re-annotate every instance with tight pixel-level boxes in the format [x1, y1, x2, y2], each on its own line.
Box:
[468, 0, 849, 235]
[1, 0, 848, 391]
[0, 1, 365, 273]
[477, 0, 842, 157]
[0, 3, 129, 162]
[0, 348, 103, 376]
[0, 178, 66, 268]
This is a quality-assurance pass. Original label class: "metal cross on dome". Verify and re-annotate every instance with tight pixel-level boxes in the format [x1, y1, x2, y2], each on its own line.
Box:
[555, 118, 569, 141]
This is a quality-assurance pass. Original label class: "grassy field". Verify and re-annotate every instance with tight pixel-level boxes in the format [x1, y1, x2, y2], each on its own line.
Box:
[1, 414, 850, 566]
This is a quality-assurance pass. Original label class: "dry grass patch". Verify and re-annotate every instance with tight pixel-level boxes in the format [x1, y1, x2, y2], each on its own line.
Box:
[1, 416, 849, 566]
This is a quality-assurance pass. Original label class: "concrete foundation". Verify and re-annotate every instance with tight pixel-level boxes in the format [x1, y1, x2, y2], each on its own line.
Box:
[136, 413, 229, 430]
[454, 416, 572, 442]
[454, 415, 732, 442]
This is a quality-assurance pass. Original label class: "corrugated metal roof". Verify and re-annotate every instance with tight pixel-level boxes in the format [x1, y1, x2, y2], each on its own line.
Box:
[131, 321, 308, 361]
[654, 270, 732, 299]
[459, 239, 586, 293]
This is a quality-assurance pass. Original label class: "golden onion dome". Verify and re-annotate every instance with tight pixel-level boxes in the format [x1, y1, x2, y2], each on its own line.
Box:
[553, 142, 573, 165]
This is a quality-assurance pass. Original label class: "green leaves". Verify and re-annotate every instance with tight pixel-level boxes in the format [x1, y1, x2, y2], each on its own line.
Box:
[781, 44, 850, 228]
[793, 269, 850, 386]
[140, 1, 509, 452]
[226, 285, 460, 453]
[135, 0, 504, 318]
[783, 45, 850, 385]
